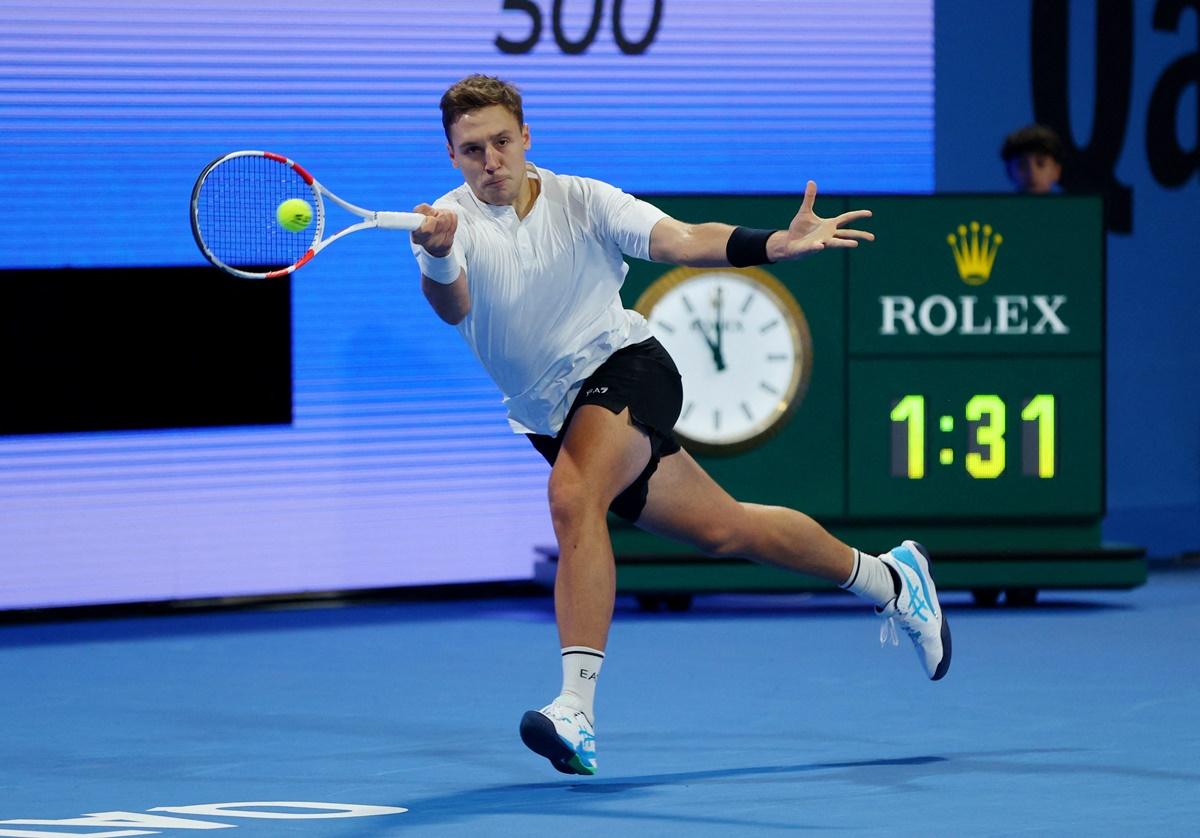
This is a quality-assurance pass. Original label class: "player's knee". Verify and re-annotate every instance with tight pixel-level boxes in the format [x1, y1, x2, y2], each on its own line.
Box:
[547, 470, 606, 533]
[691, 518, 744, 559]
[685, 501, 758, 558]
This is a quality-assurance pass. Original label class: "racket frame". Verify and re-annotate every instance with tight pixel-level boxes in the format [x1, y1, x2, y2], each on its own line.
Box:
[190, 150, 424, 280]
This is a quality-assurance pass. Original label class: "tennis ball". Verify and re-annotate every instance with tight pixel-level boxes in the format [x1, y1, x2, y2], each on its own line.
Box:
[276, 198, 313, 232]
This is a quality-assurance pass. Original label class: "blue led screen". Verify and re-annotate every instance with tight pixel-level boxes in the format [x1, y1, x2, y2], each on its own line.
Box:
[0, 0, 932, 608]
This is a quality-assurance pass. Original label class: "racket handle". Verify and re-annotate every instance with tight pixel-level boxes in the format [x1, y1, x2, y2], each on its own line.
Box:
[374, 211, 425, 231]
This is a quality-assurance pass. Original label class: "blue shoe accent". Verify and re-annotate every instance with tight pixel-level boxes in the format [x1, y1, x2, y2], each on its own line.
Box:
[879, 540, 951, 681]
[890, 544, 936, 622]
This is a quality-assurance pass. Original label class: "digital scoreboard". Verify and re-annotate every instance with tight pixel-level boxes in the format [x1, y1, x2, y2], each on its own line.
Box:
[850, 358, 1101, 518]
[843, 195, 1103, 522]
[567, 194, 1145, 604]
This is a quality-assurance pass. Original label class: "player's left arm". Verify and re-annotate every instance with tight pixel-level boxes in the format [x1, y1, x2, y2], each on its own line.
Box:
[648, 180, 873, 267]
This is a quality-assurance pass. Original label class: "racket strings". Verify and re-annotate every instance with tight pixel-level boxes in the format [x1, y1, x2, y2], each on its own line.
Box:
[194, 155, 315, 272]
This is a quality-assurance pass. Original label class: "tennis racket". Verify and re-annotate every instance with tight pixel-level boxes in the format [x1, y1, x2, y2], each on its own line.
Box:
[190, 150, 425, 280]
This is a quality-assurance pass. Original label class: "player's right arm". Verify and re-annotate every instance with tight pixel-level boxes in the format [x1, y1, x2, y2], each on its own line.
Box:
[649, 181, 873, 267]
[411, 204, 470, 325]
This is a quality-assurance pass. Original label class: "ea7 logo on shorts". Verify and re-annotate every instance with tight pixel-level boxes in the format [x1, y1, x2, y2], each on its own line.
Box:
[585, 386, 608, 397]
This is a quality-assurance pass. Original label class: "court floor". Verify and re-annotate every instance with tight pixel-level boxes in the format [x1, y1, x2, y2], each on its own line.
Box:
[2, 567, 1197, 836]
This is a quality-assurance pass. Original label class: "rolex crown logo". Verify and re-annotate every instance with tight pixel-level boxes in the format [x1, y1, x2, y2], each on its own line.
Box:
[946, 221, 1002, 286]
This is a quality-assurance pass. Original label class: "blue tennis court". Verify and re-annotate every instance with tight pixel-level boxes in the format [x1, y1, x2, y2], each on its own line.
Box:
[3, 3, 1199, 836]
[2, 567, 1196, 836]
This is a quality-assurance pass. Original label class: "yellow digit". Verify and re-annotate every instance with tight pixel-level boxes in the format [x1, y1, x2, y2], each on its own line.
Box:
[965, 395, 1006, 479]
[889, 395, 925, 479]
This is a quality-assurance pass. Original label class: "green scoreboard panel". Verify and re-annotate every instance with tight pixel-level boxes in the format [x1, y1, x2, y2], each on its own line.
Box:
[844, 195, 1104, 524]
[547, 194, 1146, 602]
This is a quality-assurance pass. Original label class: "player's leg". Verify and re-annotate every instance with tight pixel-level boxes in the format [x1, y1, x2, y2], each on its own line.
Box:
[520, 403, 651, 776]
[634, 447, 853, 581]
[636, 448, 950, 680]
[548, 404, 651, 651]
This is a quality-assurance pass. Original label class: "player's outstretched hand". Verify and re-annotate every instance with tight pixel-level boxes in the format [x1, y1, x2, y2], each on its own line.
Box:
[411, 204, 458, 257]
[773, 181, 874, 261]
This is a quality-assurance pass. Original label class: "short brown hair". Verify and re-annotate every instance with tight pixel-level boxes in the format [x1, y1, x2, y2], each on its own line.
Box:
[440, 74, 524, 141]
[1000, 124, 1064, 163]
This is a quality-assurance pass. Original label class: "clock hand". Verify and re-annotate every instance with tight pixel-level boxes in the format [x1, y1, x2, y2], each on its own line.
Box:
[713, 285, 727, 371]
[691, 316, 725, 371]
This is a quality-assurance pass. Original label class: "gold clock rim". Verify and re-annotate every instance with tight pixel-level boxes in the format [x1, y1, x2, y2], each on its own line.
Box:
[633, 265, 814, 456]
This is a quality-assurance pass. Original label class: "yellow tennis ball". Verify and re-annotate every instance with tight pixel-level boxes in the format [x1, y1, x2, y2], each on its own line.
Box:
[276, 198, 313, 232]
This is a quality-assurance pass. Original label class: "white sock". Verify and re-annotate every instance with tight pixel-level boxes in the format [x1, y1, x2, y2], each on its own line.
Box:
[556, 646, 604, 722]
[840, 548, 900, 608]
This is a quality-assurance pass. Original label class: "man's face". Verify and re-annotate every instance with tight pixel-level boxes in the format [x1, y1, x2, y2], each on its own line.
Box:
[1008, 152, 1062, 194]
[447, 105, 531, 206]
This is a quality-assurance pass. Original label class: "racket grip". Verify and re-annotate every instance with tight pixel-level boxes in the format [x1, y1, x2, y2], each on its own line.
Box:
[374, 211, 425, 231]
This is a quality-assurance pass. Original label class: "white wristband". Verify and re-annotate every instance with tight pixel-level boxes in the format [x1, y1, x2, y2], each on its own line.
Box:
[417, 246, 462, 285]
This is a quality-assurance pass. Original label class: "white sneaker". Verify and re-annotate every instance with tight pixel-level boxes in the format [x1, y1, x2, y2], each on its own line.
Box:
[519, 702, 597, 775]
[877, 540, 952, 681]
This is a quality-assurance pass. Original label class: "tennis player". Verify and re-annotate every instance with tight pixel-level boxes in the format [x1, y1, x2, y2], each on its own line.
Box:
[410, 75, 950, 776]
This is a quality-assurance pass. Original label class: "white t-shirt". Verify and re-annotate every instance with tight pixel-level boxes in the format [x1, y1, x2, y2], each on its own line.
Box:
[412, 164, 667, 435]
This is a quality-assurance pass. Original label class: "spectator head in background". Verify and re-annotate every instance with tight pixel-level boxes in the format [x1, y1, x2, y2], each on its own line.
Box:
[1001, 124, 1065, 194]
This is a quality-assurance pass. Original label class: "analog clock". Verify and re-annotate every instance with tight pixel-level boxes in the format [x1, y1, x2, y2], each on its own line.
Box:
[634, 266, 813, 454]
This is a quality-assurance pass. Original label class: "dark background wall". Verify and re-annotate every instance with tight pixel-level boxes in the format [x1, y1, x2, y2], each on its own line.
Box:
[936, 0, 1199, 557]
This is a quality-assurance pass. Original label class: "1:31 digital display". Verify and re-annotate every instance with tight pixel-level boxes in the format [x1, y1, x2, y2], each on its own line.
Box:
[847, 358, 1102, 519]
[889, 392, 1056, 480]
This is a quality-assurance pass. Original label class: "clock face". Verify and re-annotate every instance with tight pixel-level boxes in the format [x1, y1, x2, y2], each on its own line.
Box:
[635, 267, 812, 453]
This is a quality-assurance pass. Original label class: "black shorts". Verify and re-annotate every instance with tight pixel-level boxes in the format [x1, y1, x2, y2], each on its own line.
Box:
[527, 337, 684, 523]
